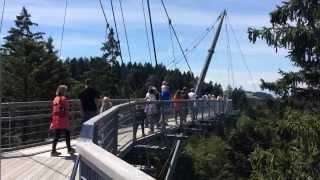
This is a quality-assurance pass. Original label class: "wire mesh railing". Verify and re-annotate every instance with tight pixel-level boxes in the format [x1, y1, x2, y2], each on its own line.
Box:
[0, 99, 134, 151]
[76, 99, 232, 180]
[95, 99, 232, 154]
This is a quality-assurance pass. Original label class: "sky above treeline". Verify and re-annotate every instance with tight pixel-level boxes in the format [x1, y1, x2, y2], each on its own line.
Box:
[1, 0, 294, 92]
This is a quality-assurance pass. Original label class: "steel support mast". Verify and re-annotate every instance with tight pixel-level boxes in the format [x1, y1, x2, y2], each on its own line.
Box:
[195, 10, 227, 94]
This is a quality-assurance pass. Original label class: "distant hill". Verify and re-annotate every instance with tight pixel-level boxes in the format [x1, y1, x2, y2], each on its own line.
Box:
[246, 91, 274, 100]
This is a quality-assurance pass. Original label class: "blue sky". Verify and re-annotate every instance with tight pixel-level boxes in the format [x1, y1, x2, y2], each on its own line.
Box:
[1, 0, 294, 92]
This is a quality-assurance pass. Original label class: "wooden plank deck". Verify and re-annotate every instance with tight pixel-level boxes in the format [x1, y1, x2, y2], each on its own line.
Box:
[1, 113, 209, 180]
[1, 147, 77, 180]
[0, 124, 158, 180]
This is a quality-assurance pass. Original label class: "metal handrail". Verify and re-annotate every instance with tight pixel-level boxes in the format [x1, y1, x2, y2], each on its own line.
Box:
[0, 99, 135, 150]
[70, 155, 80, 180]
[75, 99, 232, 180]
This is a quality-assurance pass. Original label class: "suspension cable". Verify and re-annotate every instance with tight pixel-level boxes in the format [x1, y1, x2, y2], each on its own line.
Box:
[227, 16, 257, 91]
[98, 0, 111, 30]
[185, 16, 220, 57]
[160, 0, 192, 73]
[146, 0, 158, 66]
[222, 25, 231, 87]
[118, 0, 132, 63]
[109, 0, 124, 64]
[225, 21, 235, 88]
[0, 0, 5, 34]
[168, 16, 220, 67]
[59, 0, 68, 58]
[141, 0, 152, 64]
[168, 24, 176, 68]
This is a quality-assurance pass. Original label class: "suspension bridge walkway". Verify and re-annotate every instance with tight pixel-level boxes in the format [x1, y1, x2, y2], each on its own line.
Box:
[1, 98, 232, 180]
[0, 0, 250, 178]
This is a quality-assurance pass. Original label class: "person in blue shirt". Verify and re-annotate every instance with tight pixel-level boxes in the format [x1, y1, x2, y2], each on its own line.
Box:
[160, 81, 171, 127]
[160, 81, 171, 101]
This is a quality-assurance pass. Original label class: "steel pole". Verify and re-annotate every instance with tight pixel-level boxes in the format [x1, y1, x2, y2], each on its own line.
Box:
[195, 10, 227, 95]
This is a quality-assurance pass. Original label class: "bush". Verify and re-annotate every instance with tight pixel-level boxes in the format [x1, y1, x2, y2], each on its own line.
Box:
[184, 136, 236, 180]
[250, 111, 320, 179]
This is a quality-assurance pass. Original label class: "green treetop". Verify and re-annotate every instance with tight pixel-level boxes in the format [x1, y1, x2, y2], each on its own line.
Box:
[1, 7, 69, 101]
[248, 0, 320, 110]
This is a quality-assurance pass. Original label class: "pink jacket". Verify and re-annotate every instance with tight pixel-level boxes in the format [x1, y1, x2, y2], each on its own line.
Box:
[50, 96, 70, 129]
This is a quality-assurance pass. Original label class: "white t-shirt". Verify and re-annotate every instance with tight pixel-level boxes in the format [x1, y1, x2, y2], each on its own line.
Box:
[145, 92, 157, 114]
[188, 92, 197, 106]
[188, 92, 196, 100]
[145, 92, 157, 101]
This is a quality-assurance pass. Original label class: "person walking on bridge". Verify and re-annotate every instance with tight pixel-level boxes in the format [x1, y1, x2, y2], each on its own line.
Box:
[144, 86, 158, 133]
[100, 96, 113, 113]
[50, 85, 75, 156]
[180, 87, 189, 126]
[188, 88, 198, 121]
[173, 90, 182, 125]
[160, 81, 171, 127]
[79, 79, 101, 123]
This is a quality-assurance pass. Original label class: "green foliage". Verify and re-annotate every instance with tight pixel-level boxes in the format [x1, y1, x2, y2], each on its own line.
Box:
[184, 135, 236, 180]
[246, 2, 320, 176]
[0, 7, 70, 101]
[231, 87, 249, 112]
[250, 111, 320, 179]
[248, 0, 320, 110]
[101, 28, 121, 64]
[63, 58, 212, 99]
[0, 7, 223, 102]
[199, 81, 224, 96]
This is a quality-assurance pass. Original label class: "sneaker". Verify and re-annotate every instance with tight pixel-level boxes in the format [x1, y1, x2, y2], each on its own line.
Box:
[51, 151, 61, 156]
[68, 148, 76, 154]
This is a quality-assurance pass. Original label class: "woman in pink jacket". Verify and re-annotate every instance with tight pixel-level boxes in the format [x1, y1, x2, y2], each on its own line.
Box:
[50, 85, 75, 156]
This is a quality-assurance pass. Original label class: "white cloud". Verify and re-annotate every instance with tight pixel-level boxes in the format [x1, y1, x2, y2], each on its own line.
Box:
[4, 0, 271, 29]
[1, 0, 294, 93]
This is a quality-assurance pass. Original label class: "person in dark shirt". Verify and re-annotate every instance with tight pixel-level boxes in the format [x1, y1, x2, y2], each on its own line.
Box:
[79, 79, 101, 123]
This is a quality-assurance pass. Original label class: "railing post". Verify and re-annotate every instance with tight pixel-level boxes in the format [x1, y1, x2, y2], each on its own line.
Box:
[132, 103, 137, 143]
[208, 100, 211, 118]
[201, 100, 204, 121]
[160, 102, 166, 134]
[8, 111, 11, 148]
[114, 110, 119, 154]
[8, 103, 15, 148]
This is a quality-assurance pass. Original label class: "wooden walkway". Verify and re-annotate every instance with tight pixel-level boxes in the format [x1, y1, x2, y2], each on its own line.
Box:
[1, 142, 78, 180]
[1, 115, 195, 180]
[1, 128, 171, 179]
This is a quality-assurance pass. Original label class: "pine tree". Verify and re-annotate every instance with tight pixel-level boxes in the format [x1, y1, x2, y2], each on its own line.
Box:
[101, 28, 121, 64]
[0, 7, 70, 101]
[248, 0, 320, 110]
[33, 37, 70, 99]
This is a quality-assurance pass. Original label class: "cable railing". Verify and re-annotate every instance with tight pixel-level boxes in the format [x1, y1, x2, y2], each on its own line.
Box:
[0, 99, 133, 151]
[75, 99, 232, 180]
